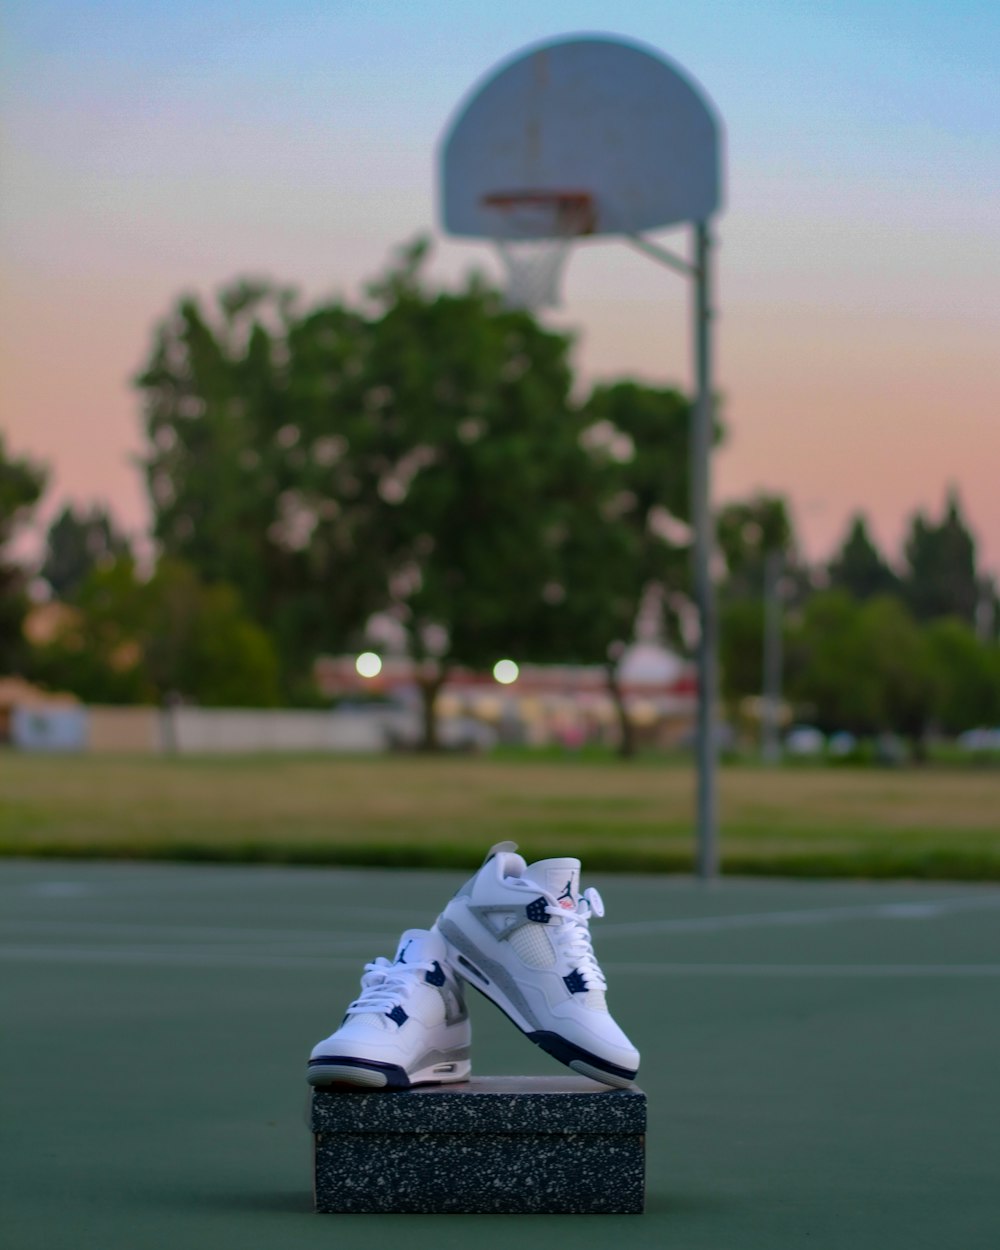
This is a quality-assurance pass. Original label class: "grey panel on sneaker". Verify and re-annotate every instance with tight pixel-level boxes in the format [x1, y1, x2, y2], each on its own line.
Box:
[439, 976, 467, 1027]
[413, 1043, 471, 1067]
[468, 903, 531, 942]
[437, 917, 542, 1031]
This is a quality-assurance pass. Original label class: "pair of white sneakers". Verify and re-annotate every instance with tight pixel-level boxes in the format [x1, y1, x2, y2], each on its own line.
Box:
[306, 843, 640, 1090]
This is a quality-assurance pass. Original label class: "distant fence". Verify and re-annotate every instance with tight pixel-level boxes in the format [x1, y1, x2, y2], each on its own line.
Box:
[9, 705, 394, 755]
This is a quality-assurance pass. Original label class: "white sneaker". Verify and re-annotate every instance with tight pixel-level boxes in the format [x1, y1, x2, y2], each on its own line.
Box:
[437, 842, 639, 1088]
[306, 928, 471, 1089]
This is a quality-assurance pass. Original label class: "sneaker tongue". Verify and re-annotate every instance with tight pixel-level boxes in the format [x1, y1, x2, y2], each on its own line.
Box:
[525, 858, 581, 910]
[391, 928, 445, 966]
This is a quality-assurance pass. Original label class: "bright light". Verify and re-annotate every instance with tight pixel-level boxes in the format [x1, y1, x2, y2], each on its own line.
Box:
[355, 651, 382, 679]
[493, 659, 519, 685]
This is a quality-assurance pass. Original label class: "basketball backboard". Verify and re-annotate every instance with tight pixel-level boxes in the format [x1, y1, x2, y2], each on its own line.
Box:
[440, 34, 722, 241]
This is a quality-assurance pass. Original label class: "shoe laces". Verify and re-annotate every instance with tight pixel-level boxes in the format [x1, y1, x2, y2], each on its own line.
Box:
[545, 887, 607, 992]
[345, 956, 438, 1016]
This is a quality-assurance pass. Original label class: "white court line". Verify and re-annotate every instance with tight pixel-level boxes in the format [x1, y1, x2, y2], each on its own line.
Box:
[599, 893, 1000, 937]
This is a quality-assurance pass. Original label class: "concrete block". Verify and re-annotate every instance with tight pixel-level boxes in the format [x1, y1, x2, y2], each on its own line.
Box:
[311, 1075, 645, 1214]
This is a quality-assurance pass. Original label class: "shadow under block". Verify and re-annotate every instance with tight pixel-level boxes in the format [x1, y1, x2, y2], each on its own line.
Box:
[311, 1075, 646, 1214]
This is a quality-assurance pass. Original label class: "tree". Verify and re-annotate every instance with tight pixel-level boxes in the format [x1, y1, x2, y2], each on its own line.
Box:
[902, 489, 979, 625]
[0, 434, 47, 673]
[785, 590, 862, 732]
[925, 618, 1000, 734]
[133, 246, 734, 752]
[717, 493, 796, 602]
[136, 276, 387, 690]
[827, 514, 900, 601]
[787, 591, 936, 757]
[529, 381, 695, 756]
[41, 504, 131, 600]
[137, 242, 596, 742]
[852, 596, 937, 756]
[356, 247, 589, 745]
[30, 556, 280, 707]
[142, 559, 281, 707]
[716, 493, 802, 750]
[718, 597, 765, 711]
[29, 556, 155, 703]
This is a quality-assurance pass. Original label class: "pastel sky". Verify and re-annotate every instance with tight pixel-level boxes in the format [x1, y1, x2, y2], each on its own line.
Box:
[3, 0, 999, 575]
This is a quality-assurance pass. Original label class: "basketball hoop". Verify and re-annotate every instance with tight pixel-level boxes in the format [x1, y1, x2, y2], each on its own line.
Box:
[482, 191, 595, 311]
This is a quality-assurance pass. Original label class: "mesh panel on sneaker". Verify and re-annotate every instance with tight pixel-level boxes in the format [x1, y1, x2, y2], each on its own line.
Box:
[347, 1012, 392, 1030]
[351, 986, 446, 1030]
[508, 923, 556, 968]
[583, 990, 608, 1012]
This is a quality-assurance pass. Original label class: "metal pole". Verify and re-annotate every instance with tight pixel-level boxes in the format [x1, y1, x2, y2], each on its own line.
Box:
[761, 549, 783, 763]
[692, 221, 718, 879]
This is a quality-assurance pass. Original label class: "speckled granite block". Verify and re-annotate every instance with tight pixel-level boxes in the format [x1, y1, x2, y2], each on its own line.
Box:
[311, 1075, 645, 1214]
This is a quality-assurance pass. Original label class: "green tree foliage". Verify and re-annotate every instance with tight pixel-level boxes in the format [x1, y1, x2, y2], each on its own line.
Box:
[716, 493, 803, 718]
[357, 248, 593, 744]
[134, 245, 996, 749]
[137, 242, 603, 740]
[41, 504, 131, 600]
[718, 597, 765, 711]
[142, 559, 281, 707]
[0, 435, 48, 673]
[30, 556, 280, 707]
[531, 382, 695, 755]
[137, 245, 720, 749]
[785, 591, 858, 731]
[717, 493, 795, 601]
[853, 597, 938, 752]
[30, 556, 152, 703]
[137, 276, 387, 682]
[787, 591, 937, 756]
[827, 514, 901, 601]
[925, 618, 1000, 733]
[902, 489, 979, 625]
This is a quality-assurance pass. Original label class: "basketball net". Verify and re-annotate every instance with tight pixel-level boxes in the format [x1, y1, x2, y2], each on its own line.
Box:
[483, 192, 594, 311]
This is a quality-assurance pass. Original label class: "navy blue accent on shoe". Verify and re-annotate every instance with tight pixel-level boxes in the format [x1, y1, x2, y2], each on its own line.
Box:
[527, 1030, 638, 1082]
[457, 954, 489, 984]
[307, 1055, 411, 1088]
[563, 968, 587, 994]
[557, 878, 575, 902]
[424, 960, 446, 987]
[526, 897, 550, 923]
[387, 1005, 408, 1026]
[395, 939, 413, 964]
[462, 980, 637, 1084]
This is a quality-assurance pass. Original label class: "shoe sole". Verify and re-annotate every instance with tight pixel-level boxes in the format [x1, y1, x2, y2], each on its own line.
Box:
[306, 1052, 471, 1090]
[438, 916, 638, 1089]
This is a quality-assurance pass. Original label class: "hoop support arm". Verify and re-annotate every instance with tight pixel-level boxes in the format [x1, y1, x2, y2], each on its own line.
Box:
[625, 233, 700, 278]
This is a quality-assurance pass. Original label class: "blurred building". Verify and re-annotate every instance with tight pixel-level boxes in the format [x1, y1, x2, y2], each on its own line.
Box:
[0, 677, 80, 746]
[314, 642, 698, 749]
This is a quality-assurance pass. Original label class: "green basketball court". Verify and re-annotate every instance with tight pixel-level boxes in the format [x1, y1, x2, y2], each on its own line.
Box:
[2, 859, 998, 1248]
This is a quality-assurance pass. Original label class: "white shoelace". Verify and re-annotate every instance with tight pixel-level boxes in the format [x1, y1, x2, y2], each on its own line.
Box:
[345, 956, 437, 1016]
[544, 887, 608, 992]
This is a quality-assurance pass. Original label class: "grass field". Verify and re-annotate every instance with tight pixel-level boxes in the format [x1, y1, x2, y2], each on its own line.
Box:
[2, 751, 999, 879]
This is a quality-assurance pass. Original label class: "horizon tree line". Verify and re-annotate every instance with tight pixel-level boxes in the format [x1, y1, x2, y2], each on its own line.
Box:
[1, 242, 998, 751]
